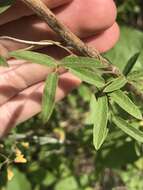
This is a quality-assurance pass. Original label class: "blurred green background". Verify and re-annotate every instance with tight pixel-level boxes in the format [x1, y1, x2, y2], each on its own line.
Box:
[1, 0, 143, 190]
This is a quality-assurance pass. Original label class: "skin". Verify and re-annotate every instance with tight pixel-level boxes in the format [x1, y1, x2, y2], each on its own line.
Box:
[0, 0, 120, 137]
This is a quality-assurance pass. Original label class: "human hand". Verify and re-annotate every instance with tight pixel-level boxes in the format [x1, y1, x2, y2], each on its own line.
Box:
[0, 0, 119, 137]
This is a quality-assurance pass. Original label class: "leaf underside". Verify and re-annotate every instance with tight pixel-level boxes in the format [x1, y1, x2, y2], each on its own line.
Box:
[113, 116, 143, 143]
[109, 90, 142, 120]
[9, 50, 56, 67]
[41, 73, 58, 124]
[93, 95, 109, 150]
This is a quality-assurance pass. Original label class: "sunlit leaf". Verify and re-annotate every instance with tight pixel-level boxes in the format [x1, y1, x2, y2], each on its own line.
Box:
[55, 176, 78, 190]
[103, 76, 127, 93]
[61, 56, 105, 69]
[93, 95, 109, 150]
[9, 50, 56, 67]
[69, 68, 105, 88]
[113, 116, 143, 143]
[78, 84, 91, 102]
[41, 73, 58, 123]
[109, 90, 142, 120]
[86, 94, 98, 124]
[6, 168, 31, 190]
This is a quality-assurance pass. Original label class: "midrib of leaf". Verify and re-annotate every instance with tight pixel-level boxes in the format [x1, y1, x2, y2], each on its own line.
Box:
[9, 50, 57, 67]
[69, 68, 105, 88]
[109, 90, 142, 120]
[61, 56, 106, 69]
[103, 76, 127, 93]
[93, 95, 108, 150]
[41, 73, 58, 123]
[113, 116, 143, 143]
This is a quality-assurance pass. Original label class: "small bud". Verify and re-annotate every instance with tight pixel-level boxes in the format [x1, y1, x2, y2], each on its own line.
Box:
[21, 142, 29, 149]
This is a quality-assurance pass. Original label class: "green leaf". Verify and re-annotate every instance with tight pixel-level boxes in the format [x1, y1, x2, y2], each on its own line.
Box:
[41, 73, 58, 123]
[93, 95, 109, 150]
[6, 168, 31, 190]
[0, 0, 15, 14]
[86, 94, 98, 124]
[78, 84, 91, 102]
[127, 70, 143, 81]
[112, 116, 143, 143]
[55, 176, 78, 190]
[109, 90, 142, 120]
[0, 56, 8, 66]
[103, 76, 127, 93]
[105, 27, 143, 71]
[61, 56, 105, 69]
[69, 68, 105, 88]
[42, 172, 56, 186]
[9, 50, 56, 67]
[123, 52, 140, 76]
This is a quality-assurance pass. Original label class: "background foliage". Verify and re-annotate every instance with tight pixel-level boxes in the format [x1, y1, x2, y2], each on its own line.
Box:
[1, 0, 143, 190]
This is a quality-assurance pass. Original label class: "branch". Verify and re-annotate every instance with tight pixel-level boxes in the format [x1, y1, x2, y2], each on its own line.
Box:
[21, 0, 108, 63]
[21, 0, 143, 102]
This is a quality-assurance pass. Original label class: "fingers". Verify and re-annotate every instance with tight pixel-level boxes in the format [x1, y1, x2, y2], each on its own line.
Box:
[56, 0, 117, 35]
[0, 22, 119, 106]
[85, 22, 120, 53]
[0, 0, 72, 25]
[38, 23, 120, 57]
[0, 72, 81, 138]
[0, 61, 53, 105]
[0, 0, 117, 51]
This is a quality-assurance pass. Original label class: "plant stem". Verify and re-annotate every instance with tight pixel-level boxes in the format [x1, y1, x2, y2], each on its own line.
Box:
[21, 1, 107, 62]
[21, 1, 91, 56]
[22, 0, 143, 102]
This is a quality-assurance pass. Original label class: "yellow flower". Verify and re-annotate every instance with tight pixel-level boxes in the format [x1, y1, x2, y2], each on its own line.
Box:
[14, 148, 27, 163]
[139, 120, 143, 127]
[21, 142, 29, 148]
[15, 148, 22, 156]
[14, 155, 27, 163]
[7, 167, 14, 181]
[53, 128, 65, 143]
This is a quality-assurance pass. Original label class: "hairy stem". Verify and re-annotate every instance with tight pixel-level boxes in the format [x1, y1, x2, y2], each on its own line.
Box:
[21, 0, 143, 102]
[21, 0, 107, 62]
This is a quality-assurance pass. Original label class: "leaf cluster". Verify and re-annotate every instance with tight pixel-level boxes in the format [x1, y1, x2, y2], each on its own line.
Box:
[0, 47, 143, 151]
[1, 0, 143, 152]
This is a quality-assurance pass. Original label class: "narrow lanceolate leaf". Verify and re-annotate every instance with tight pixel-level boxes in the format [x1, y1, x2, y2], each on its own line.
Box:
[9, 50, 56, 67]
[113, 116, 143, 143]
[0, 56, 8, 67]
[127, 71, 143, 81]
[86, 94, 98, 124]
[61, 56, 106, 69]
[0, 0, 15, 14]
[103, 77, 127, 93]
[70, 68, 105, 88]
[41, 73, 58, 123]
[123, 52, 140, 76]
[109, 90, 142, 120]
[93, 96, 109, 150]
